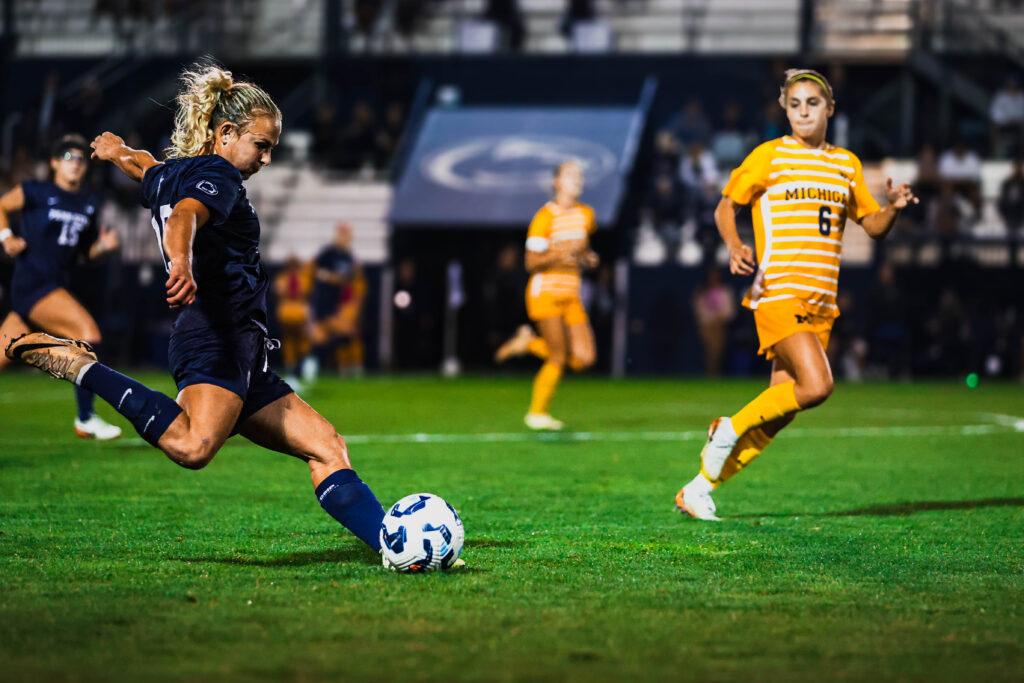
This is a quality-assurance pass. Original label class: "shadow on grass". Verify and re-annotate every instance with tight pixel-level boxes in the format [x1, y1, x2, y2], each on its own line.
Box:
[740, 497, 1024, 519]
[173, 547, 376, 567]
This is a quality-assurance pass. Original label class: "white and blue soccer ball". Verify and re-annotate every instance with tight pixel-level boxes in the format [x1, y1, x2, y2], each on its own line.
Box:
[380, 493, 464, 573]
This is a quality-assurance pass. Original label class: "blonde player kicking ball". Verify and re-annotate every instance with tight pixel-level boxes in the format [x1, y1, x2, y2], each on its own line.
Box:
[675, 69, 918, 521]
[494, 161, 598, 431]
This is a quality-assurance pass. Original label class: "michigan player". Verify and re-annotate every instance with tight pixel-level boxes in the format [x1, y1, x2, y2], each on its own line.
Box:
[6, 62, 386, 552]
[0, 134, 122, 440]
[675, 69, 918, 520]
[273, 255, 313, 386]
[494, 161, 598, 430]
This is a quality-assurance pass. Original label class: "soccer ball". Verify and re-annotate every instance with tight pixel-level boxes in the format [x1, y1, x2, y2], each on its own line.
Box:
[380, 493, 464, 573]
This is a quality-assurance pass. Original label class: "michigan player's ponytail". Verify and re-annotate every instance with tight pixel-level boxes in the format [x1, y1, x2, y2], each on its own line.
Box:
[778, 69, 834, 108]
[165, 61, 281, 160]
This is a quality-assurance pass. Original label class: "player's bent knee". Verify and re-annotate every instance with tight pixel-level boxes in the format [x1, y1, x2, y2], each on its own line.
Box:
[163, 439, 218, 470]
[800, 377, 834, 408]
[307, 433, 351, 469]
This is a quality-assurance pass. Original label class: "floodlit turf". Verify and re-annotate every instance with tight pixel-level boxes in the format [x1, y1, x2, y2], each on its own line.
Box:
[1, 371, 1022, 682]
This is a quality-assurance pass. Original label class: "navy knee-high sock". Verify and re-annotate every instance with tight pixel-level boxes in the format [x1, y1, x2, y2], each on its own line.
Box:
[315, 468, 385, 550]
[73, 342, 102, 421]
[74, 385, 95, 422]
[76, 363, 182, 447]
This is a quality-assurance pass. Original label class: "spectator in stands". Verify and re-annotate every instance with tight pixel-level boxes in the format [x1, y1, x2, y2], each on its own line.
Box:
[866, 263, 911, 379]
[828, 290, 867, 381]
[693, 269, 734, 376]
[353, 0, 385, 48]
[35, 72, 63, 156]
[989, 75, 1024, 158]
[826, 63, 850, 149]
[652, 130, 681, 178]
[482, 243, 528, 358]
[900, 143, 941, 230]
[338, 101, 380, 173]
[393, 257, 438, 369]
[665, 99, 712, 146]
[560, 0, 595, 38]
[70, 77, 104, 141]
[998, 158, 1024, 234]
[375, 102, 406, 169]
[921, 288, 970, 375]
[710, 100, 753, 171]
[678, 141, 720, 265]
[311, 103, 339, 168]
[393, 0, 429, 43]
[483, 0, 525, 51]
[938, 140, 983, 219]
[760, 100, 784, 141]
[645, 173, 685, 257]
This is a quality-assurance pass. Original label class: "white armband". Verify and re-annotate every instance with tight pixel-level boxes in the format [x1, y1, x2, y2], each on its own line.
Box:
[525, 236, 549, 252]
[0, 228, 13, 242]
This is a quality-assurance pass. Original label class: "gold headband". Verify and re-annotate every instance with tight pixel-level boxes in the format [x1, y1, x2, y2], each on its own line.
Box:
[787, 73, 832, 99]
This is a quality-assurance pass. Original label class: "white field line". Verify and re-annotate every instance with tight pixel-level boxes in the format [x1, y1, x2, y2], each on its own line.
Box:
[1, 422, 1021, 450]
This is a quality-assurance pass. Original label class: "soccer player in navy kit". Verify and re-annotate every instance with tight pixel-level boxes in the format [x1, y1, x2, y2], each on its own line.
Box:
[7, 63, 386, 554]
[0, 134, 122, 440]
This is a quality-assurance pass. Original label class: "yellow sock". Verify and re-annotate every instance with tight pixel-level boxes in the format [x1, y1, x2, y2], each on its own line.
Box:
[715, 427, 774, 488]
[529, 361, 562, 415]
[730, 381, 801, 437]
[527, 337, 549, 360]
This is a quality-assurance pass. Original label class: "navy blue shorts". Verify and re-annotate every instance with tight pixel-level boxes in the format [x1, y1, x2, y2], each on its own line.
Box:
[167, 321, 293, 430]
[10, 278, 60, 319]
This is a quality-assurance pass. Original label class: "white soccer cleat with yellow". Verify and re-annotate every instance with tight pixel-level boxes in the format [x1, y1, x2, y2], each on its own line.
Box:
[675, 474, 721, 522]
[74, 414, 122, 441]
[524, 412, 564, 431]
[699, 416, 738, 481]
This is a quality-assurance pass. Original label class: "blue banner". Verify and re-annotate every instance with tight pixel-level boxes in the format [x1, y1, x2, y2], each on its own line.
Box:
[390, 107, 642, 228]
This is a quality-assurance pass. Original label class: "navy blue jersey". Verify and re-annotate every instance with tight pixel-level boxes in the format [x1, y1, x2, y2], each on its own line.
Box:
[12, 180, 99, 288]
[312, 245, 355, 317]
[141, 155, 268, 330]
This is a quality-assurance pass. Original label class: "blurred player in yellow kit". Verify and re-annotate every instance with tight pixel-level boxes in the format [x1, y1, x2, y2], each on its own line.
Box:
[274, 256, 313, 385]
[494, 161, 598, 430]
[675, 69, 919, 520]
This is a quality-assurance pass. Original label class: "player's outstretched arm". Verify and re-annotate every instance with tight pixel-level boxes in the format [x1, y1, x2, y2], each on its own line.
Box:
[714, 196, 756, 276]
[87, 226, 120, 260]
[0, 186, 27, 257]
[163, 198, 210, 308]
[90, 132, 159, 182]
[861, 178, 919, 240]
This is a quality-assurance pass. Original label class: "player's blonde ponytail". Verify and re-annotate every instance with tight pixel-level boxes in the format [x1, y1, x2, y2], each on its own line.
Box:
[778, 68, 834, 107]
[165, 61, 281, 159]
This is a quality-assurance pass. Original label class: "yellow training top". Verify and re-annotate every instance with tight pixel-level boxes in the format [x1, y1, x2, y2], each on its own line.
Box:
[525, 201, 596, 298]
[723, 136, 880, 318]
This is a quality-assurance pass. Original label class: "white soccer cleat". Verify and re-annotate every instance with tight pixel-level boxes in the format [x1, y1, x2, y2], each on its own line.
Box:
[675, 474, 721, 522]
[699, 416, 738, 482]
[524, 412, 564, 431]
[74, 414, 122, 441]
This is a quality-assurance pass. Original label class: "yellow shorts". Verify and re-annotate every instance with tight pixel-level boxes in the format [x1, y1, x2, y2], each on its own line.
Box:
[526, 291, 589, 326]
[276, 300, 308, 327]
[753, 300, 834, 360]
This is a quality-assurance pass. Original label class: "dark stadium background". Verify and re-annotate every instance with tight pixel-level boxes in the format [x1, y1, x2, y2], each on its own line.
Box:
[0, 0, 1021, 379]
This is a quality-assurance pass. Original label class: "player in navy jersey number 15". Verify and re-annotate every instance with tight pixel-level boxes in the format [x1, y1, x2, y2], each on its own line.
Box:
[6, 62, 387, 555]
[0, 134, 122, 440]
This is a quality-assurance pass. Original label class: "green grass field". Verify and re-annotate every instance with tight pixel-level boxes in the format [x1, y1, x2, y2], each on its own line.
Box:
[1, 372, 1022, 681]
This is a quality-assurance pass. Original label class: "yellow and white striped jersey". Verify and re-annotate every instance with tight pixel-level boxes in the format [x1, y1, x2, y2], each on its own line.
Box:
[723, 136, 880, 318]
[525, 201, 596, 298]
